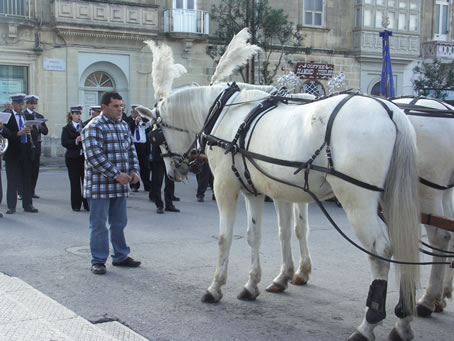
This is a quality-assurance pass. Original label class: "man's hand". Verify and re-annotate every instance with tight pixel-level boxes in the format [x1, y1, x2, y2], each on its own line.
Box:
[129, 172, 139, 185]
[0, 122, 3, 129]
[76, 135, 82, 143]
[17, 127, 31, 136]
[115, 172, 131, 185]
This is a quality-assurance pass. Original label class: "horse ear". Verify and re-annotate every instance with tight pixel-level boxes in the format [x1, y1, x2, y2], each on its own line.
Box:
[135, 106, 156, 121]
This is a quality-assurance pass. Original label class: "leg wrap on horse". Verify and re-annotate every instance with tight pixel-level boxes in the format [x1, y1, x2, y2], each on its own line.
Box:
[366, 279, 388, 324]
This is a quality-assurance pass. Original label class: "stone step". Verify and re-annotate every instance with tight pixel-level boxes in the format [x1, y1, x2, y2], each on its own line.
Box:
[0, 272, 148, 341]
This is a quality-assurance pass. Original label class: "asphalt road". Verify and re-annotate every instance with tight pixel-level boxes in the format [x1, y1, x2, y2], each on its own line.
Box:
[0, 166, 452, 340]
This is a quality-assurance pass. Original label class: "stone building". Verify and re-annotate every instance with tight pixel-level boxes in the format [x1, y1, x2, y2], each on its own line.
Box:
[0, 0, 453, 155]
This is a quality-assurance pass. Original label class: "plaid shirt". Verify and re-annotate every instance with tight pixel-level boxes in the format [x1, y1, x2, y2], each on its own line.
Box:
[82, 114, 139, 199]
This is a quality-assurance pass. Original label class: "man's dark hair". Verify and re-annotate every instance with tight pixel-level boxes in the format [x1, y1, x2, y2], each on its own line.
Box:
[101, 91, 122, 106]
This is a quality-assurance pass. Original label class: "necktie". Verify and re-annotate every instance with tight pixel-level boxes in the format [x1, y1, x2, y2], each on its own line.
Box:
[135, 127, 140, 141]
[18, 114, 26, 144]
[76, 123, 80, 131]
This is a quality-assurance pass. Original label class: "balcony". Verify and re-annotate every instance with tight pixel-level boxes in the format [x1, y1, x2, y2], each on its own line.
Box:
[53, 0, 158, 39]
[423, 41, 454, 62]
[164, 9, 209, 35]
[0, 0, 33, 17]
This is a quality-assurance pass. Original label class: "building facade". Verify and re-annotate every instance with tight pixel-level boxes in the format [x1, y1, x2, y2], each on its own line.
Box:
[1, 0, 453, 156]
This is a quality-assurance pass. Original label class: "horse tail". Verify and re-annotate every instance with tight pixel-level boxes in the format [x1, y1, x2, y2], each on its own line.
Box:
[383, 106, 420, 316]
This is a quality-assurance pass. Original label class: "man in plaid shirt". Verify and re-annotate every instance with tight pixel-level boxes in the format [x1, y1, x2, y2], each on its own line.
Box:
[82, 91, 141, 275]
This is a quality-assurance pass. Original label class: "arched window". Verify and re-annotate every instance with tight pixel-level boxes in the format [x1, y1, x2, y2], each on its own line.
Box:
[302, 80, 326, 97]
[371, 81, 381, 96]
[83, 71, 115, 104]
[84, 71, 114, 88]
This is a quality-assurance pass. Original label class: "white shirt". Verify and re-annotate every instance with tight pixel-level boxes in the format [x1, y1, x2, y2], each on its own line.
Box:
[132, 120, 151, 144]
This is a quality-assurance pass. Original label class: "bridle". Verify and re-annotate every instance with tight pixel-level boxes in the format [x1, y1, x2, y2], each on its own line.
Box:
[152, 101, 203, 177]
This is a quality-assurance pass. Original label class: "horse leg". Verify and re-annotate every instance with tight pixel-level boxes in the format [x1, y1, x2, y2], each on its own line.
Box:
[434, 189, 454, 313]
[325, 186, 391, 341]
[202, 176, 240, 303]
[292, 202, 312, 286]
[238, 194, 265, 300]
[417, 191, 451, 317]
[265, 200, 294, 293]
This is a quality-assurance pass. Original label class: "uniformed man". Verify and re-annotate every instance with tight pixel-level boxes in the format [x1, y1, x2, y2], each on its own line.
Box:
[0, 93, 38, 214]
[126, 105, 151, 192]
[83, 105, 102, 126]
[25, 95, 48, 198]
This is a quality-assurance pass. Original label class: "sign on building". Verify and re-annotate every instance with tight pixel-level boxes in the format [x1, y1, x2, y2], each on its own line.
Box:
[296, 62, 334, 80]
[43, 58, 66, 71]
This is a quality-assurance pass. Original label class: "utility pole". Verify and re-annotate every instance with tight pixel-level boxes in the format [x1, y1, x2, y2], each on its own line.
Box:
[250, 0, 256, 84]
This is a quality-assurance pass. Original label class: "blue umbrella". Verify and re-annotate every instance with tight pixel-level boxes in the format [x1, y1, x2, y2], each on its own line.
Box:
[379, 30, 395, 98]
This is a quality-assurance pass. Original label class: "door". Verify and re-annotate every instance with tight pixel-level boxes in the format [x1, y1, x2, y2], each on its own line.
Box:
[173, 0, 197, 33]
[83, 91, 98, 120]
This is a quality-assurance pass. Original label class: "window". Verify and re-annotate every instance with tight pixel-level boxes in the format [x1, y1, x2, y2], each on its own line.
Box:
[304, 0, 324, 27]
[0, 65, 28, 110]
[435, 0, 450, 40]
[355, 0, 420, 32]
[84, 71, 114, 88]
[174, 0, 196, 10]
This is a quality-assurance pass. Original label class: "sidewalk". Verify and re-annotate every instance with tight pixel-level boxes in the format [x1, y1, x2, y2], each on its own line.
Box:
[0, 272, 149, 340]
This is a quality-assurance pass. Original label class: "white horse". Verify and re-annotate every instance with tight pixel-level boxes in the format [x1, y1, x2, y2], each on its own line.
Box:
[391, 97, 454, 316]
[138, 84, 422, 341]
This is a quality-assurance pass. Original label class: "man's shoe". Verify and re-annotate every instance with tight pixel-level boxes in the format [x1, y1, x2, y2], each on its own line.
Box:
[6, 208, 16, 214]
[112, 257, 141, 267]
[171, 196, 180, 202]
[32, 194, 40, 199]
[91, 264, 106, 275]
[24, 206, 39, 213]
[0, 213, 3, 218]
[197, 195, 204, 202]
[165, 205, 180, 213]
[156, 207, 164, 214]
[72, 208, 81, 212]
[132, 187, 139, 192]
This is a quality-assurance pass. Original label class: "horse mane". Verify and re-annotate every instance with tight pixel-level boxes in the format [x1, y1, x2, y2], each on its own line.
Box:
[145, 40, 187, 99]
[210, 28, 261, 85]
[160, 85, 269, 133]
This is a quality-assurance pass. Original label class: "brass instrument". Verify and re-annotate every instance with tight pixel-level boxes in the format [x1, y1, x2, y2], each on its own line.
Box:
[0, 135, 8, 155]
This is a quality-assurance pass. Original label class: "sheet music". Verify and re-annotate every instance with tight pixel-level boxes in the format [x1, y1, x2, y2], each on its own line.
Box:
[0, 112, 12, 124]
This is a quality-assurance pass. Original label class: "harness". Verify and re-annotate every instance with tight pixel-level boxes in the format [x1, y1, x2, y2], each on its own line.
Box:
[154, 85, 453, 267]
[203, 87, 392, 196]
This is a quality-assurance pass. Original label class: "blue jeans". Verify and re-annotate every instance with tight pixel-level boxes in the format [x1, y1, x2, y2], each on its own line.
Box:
[88, 197, 130, 265]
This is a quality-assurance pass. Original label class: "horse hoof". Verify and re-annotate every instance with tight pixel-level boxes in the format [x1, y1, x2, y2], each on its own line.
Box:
[346, 330, 368, 341]
[433, 302, 444, 313]
[265, 282, 286, 293]
[388, 327, 405, 341]
[291, 275, 308, 286]
[201, 291, 220, 303]
[416, 303, 433, 318]
[237, 288, 257, 301]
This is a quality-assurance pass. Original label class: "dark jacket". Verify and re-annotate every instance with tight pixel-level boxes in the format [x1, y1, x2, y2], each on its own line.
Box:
[1, 110, 35, 162]
[28, 110, 48, 144]
[61, 122, 84, 159]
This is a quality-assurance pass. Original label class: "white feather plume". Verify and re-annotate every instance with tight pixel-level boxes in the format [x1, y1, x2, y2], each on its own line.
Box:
[145, 40, 187, 99]
[210, 28, 262, 84]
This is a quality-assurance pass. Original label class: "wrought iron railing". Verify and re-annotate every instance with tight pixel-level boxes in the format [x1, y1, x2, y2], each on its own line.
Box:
[164, 9, 209, 35]
[0, 0, 32, 17]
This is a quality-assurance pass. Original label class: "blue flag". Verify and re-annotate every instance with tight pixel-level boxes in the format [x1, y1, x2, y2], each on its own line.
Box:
[379, 30, 395, 98]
